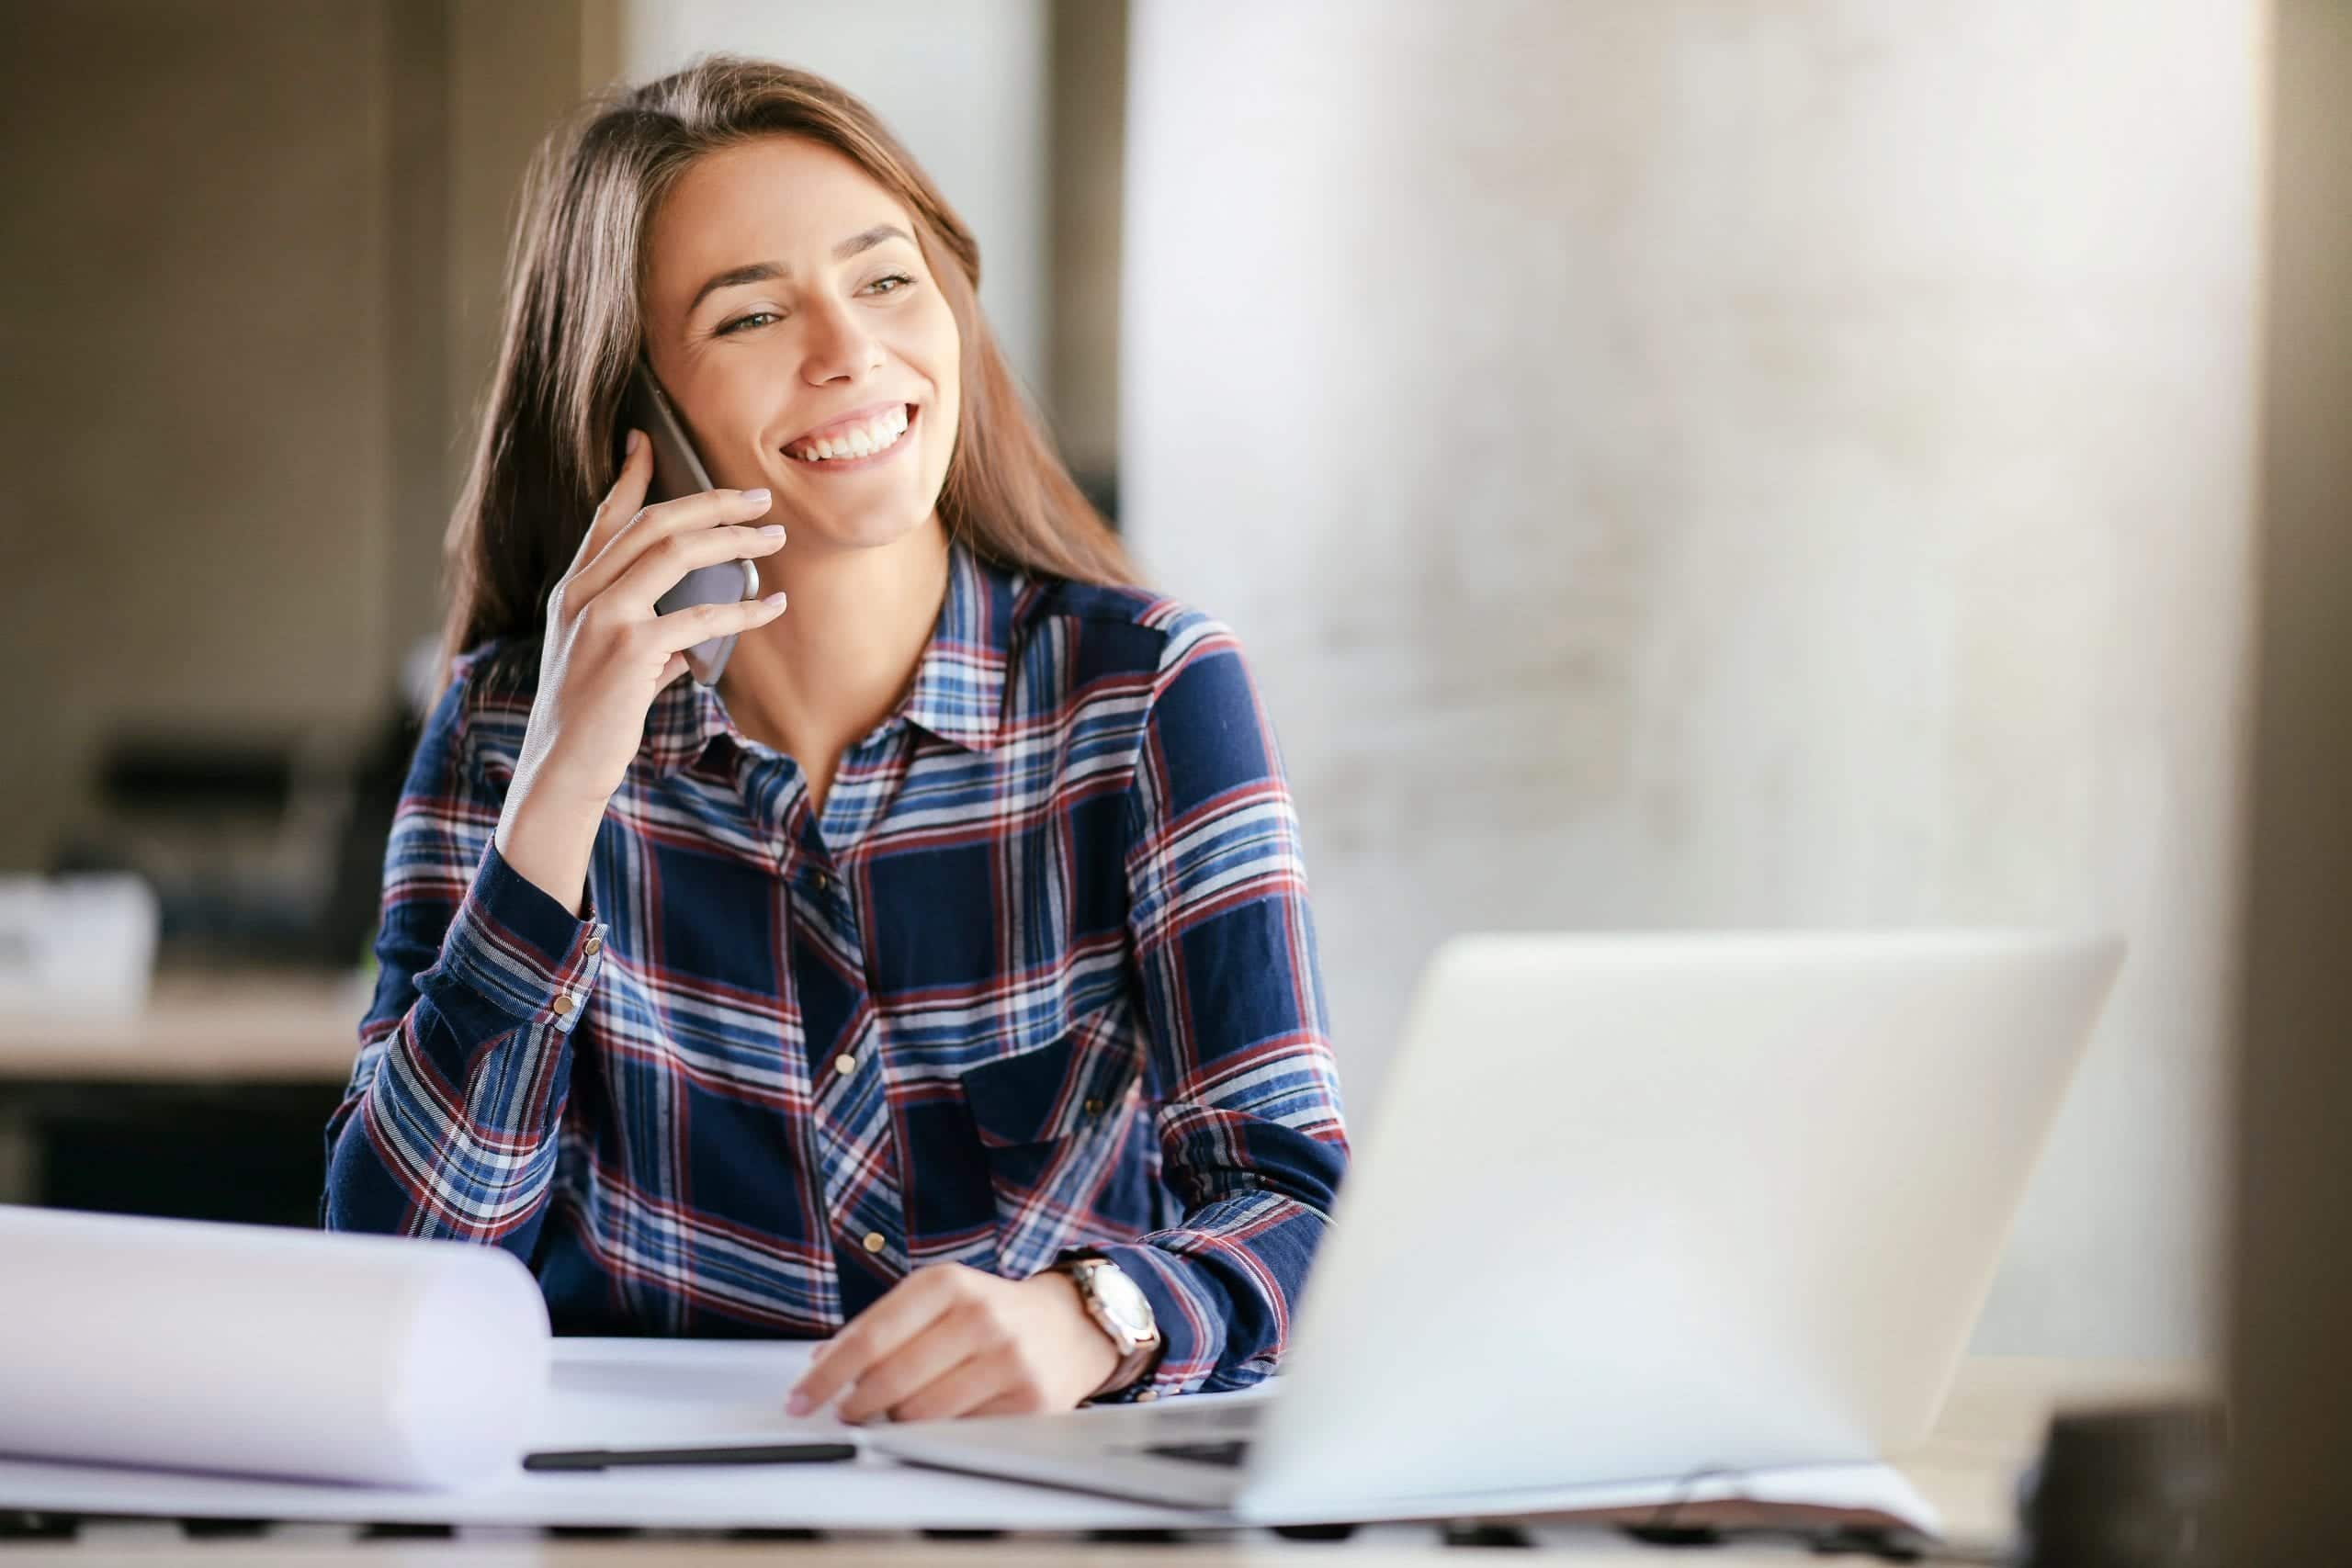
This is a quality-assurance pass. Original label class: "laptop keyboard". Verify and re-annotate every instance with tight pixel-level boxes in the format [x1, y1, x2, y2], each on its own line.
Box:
[1141, 1438, 1254, 1468]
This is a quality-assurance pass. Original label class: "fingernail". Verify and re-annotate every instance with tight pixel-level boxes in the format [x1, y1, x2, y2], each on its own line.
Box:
[759, 524, 786, 537]
[786, 1393, 810, 1416]
[742, 487, 771, 505]
[763, 591, 788, 607]
[627, 428, 643, 456]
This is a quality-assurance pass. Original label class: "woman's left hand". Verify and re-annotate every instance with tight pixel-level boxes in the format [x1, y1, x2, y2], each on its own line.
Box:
[785, 1263, 1121, 1423]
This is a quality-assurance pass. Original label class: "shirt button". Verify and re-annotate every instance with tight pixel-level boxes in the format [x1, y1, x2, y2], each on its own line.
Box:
[1083, 1098, 1104, 1117]
[834, 1053, 857, 1075]
[550, 993, 575, 1017]
[862, 1231, 886, 1254]
[582, 935, 602, 955]
[811, 870, 832, 894]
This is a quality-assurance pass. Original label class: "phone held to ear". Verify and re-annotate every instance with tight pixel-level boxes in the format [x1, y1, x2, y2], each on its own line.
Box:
[620, 360, 762, 686]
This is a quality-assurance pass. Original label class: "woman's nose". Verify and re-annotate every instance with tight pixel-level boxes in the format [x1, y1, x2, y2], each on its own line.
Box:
[799, 296, 884, 384]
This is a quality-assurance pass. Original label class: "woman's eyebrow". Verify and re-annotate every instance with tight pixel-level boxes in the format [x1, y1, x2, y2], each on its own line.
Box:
[686, 224, 913, 315]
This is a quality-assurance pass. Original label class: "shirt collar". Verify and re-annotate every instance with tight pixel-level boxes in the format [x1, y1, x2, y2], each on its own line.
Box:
[643, 533, 1030, 776]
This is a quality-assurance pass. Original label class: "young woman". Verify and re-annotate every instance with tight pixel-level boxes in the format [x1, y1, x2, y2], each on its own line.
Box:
[322, 55, 1351, 1425]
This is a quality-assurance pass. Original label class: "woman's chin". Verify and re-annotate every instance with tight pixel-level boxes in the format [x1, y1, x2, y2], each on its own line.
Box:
[785, 503, 938, 555]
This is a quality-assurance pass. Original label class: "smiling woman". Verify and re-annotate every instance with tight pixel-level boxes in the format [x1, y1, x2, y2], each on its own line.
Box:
[432, 60, 1133, 701]
[321, 54, 1351, 1427]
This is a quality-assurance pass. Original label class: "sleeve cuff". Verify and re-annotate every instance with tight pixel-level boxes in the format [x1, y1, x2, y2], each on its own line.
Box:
[435, 839, 609, 1032]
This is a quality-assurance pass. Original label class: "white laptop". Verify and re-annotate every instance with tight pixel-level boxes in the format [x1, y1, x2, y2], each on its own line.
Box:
[872, 930, 2124, 1523]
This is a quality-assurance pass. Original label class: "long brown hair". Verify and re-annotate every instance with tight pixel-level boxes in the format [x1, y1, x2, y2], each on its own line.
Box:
[435, 52, 1137, 696]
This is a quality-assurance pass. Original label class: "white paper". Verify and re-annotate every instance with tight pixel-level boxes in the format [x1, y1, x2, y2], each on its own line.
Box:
[534, 1336, 855, 1447]
[0, 1335, 1212, 1534]
[0, 1205, 548, 1488]
[0, 1333, 1941, 1538]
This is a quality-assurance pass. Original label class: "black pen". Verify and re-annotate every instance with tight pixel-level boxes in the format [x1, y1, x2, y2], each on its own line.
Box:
[524, 1440, 859, 1472]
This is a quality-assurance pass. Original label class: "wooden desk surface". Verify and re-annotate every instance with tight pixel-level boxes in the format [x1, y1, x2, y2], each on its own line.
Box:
[0, 973, 365, 1084]
[0, 1357, 2211, 1563]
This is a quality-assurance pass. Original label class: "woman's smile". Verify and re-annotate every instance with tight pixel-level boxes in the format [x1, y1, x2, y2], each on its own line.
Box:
[782, 400, 919, 473]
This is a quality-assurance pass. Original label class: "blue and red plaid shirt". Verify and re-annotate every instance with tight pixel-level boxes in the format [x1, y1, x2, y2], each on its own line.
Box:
[322, 536, 1351, 1400]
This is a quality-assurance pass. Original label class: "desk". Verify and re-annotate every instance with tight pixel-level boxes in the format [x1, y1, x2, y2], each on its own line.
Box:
[0, 974, 361, 1217]
[0, 1356, 2209, 1563]
[0, 973, 365, 1084]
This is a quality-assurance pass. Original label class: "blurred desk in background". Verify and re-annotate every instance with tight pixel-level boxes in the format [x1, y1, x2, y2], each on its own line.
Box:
[0, 971, 365, 1083]
[0, 970, 362, 1222]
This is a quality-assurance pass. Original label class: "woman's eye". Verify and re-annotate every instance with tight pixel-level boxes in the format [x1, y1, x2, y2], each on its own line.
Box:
[716, 276, 913, 335]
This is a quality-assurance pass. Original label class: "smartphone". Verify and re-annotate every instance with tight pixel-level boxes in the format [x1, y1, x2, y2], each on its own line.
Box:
[619, 360, 761, 685]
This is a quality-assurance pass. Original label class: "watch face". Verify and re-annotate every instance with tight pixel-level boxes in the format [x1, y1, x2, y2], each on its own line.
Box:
[1087, 1262, 1155, 1338]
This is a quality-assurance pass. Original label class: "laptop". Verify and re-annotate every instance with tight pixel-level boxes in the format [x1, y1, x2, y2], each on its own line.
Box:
[872, 930, 2122, 1520]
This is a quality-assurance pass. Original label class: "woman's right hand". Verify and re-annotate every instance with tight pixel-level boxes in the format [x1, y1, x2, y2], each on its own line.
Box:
[492, 427, 789, 914]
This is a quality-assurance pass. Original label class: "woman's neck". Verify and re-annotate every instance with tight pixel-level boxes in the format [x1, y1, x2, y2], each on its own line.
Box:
[715, 511, 953, 771]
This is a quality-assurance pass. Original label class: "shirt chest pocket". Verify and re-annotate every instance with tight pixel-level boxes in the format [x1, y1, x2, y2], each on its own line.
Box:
[952, 1023, 1151, 1276]
[956, 1025, 1139, 1147]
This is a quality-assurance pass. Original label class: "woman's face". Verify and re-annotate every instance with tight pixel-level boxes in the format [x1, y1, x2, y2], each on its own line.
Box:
[641, 134, 960, 552]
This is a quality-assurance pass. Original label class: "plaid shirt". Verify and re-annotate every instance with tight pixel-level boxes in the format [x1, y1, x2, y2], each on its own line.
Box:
[322, 536, 1351, 1401]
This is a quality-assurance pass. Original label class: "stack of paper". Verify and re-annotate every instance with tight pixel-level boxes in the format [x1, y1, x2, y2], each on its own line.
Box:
[0, 1205, 548, 1487]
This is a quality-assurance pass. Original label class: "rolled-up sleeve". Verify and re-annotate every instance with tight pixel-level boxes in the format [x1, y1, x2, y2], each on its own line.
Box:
[1057, 615, 1351, 1399]
[322, 660, 609, 1256]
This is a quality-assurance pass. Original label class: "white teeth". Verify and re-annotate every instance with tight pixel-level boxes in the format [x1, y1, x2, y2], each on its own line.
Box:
[791, 404, 910, 462]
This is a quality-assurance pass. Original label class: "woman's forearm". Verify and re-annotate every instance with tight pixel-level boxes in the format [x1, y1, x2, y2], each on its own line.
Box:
[492, 772, 609, 917]
[324, 837, 609, 1250]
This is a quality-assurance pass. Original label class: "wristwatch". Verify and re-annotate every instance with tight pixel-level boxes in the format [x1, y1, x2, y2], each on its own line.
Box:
[1052, 1254, 1163, 1397]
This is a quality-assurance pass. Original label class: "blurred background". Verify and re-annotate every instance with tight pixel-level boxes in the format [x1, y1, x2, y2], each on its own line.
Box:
[0, 0, 2341, 1440]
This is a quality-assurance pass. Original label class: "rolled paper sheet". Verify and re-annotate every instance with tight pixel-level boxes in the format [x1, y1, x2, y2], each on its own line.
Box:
[0, 1204, 550, 1488]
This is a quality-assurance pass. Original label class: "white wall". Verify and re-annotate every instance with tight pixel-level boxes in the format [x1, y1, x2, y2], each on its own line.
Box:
[612, 0, 1052, 405]
[1122, 0, 2264, 1359]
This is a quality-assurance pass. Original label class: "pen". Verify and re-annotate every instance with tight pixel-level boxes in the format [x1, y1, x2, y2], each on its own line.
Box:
[524, 1441, 859, 1472]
